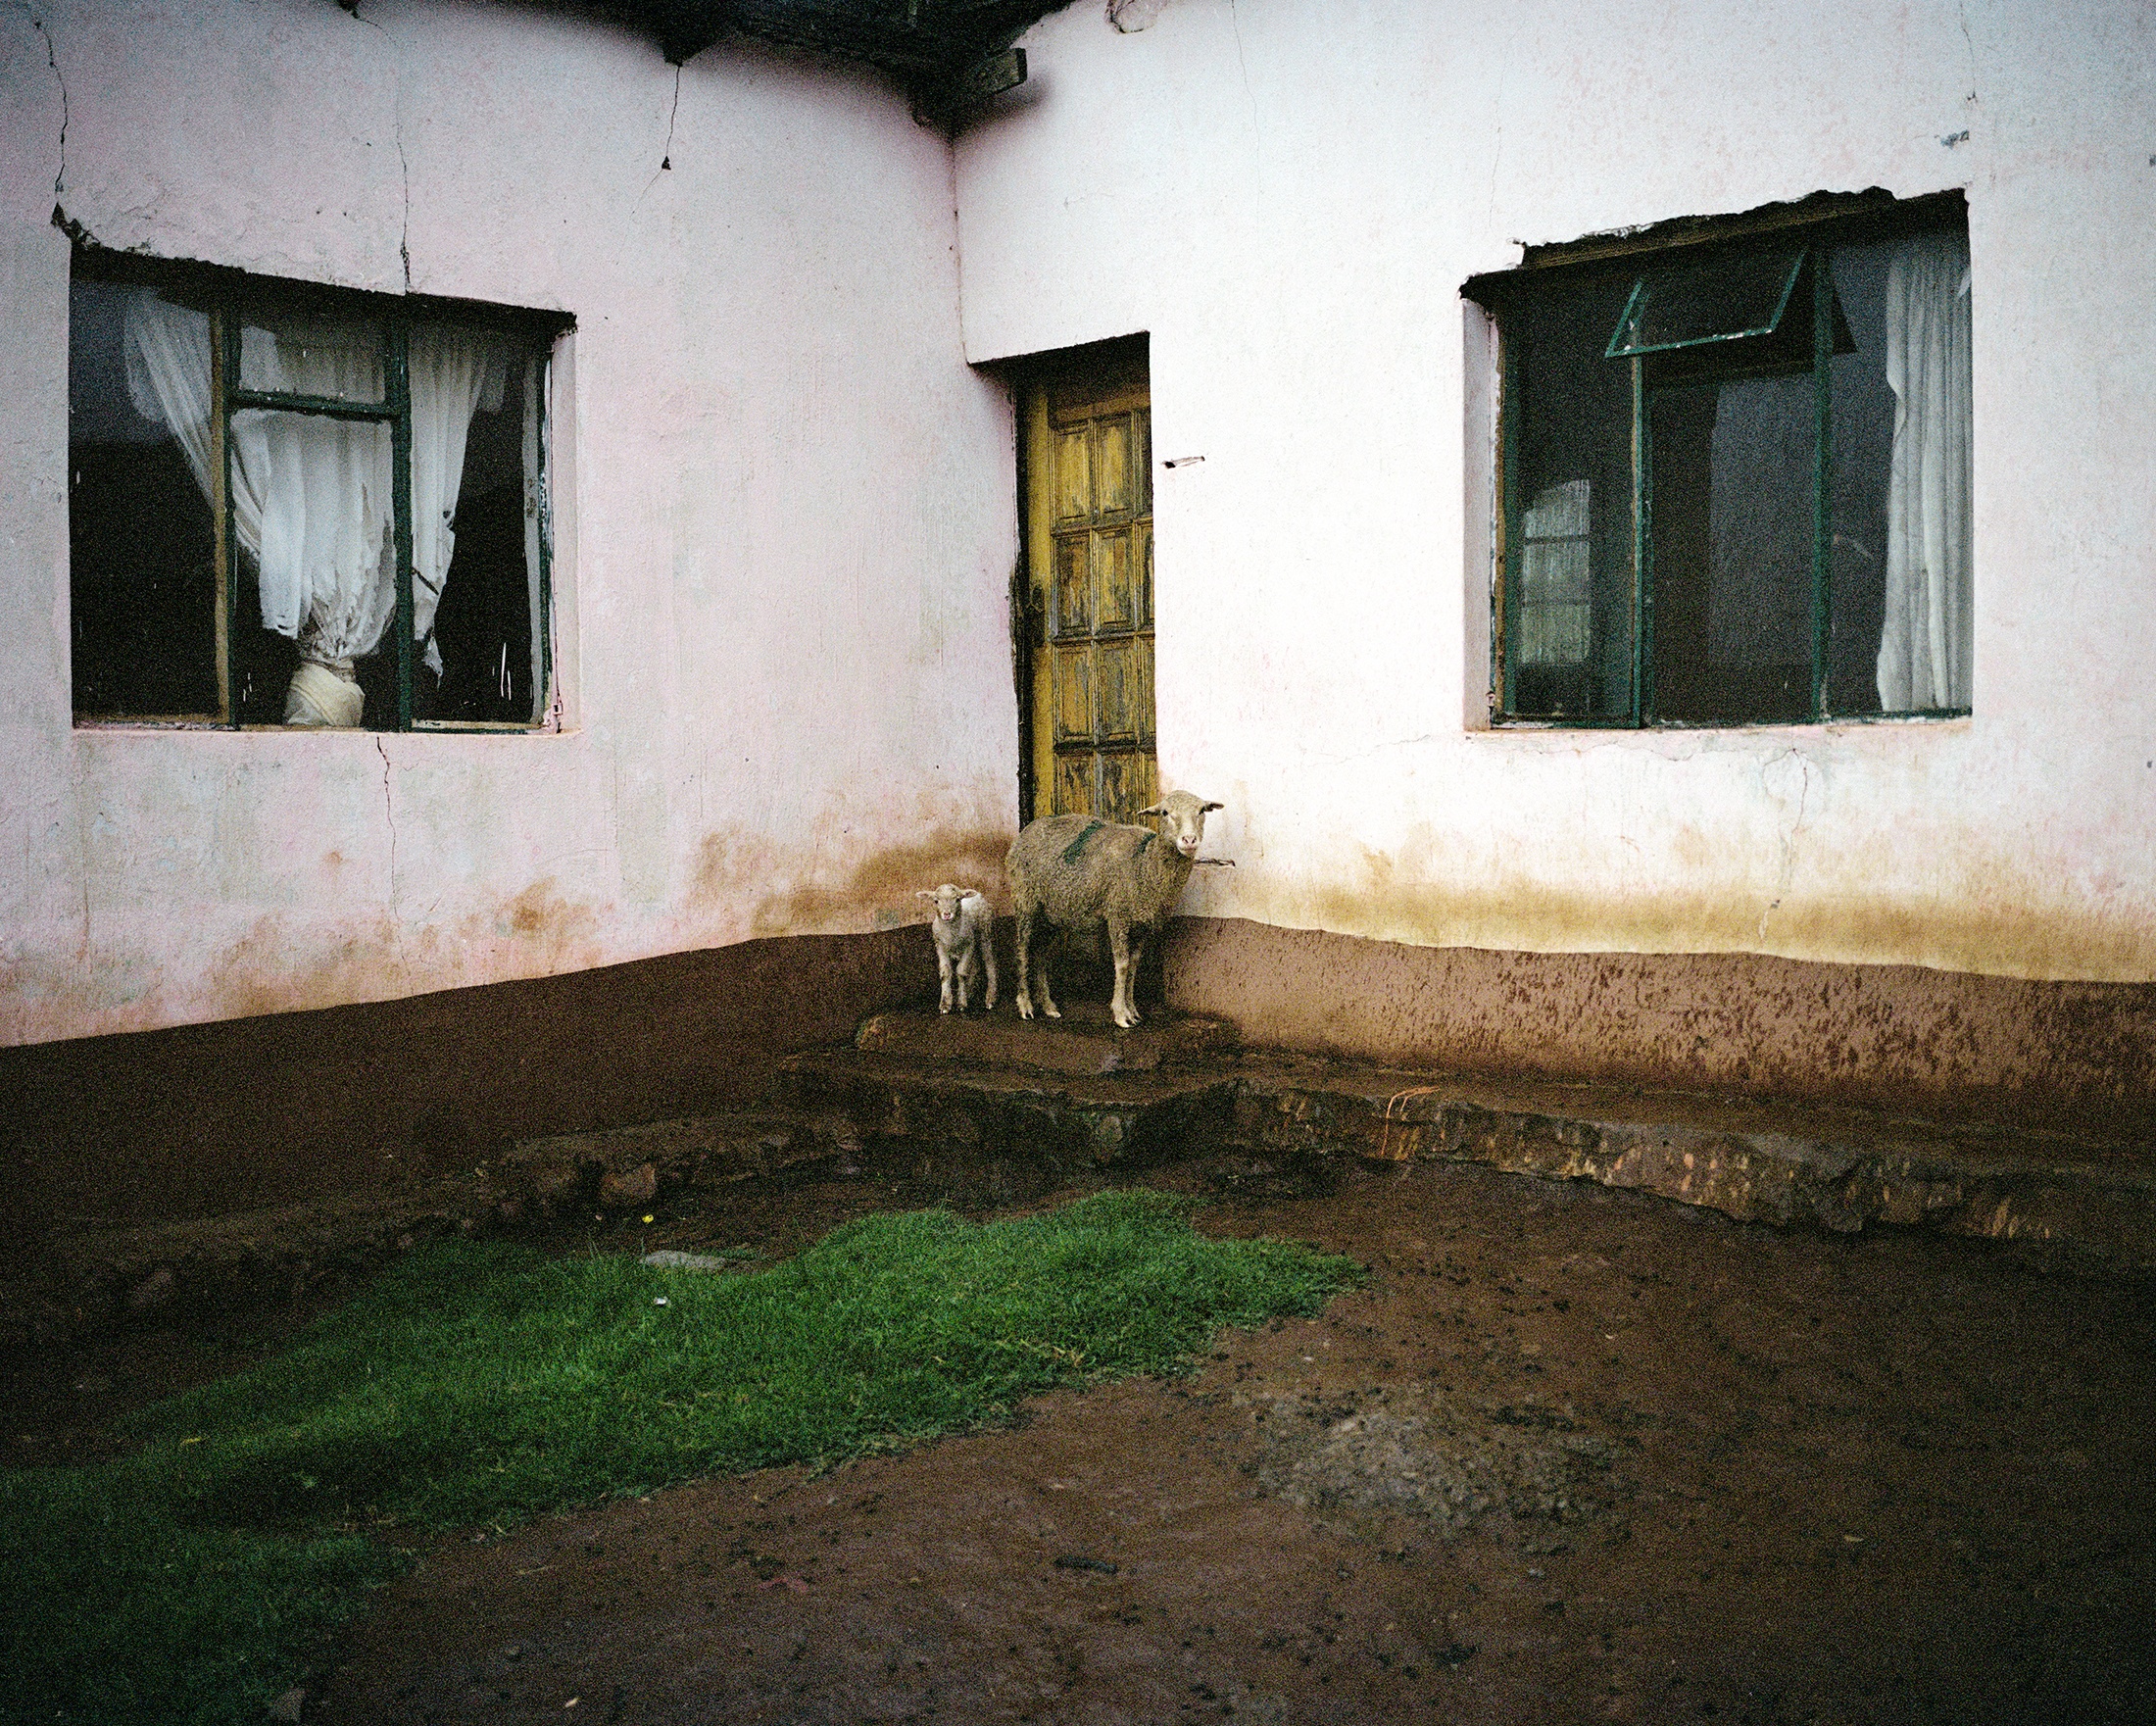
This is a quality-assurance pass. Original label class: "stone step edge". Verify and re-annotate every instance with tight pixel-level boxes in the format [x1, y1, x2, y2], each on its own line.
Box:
[1232, 1069, 2156, 1269]
[783, 1048, 2156, 1269]
[9, 1108, 864, 1347]
[500, 1107, 863, 1213]
[5, 1180, 492, 1347]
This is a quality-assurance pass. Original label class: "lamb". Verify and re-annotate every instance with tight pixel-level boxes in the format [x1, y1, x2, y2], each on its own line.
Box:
[1005, 789, 1223, 1030]
[916, 883, 997, 1014]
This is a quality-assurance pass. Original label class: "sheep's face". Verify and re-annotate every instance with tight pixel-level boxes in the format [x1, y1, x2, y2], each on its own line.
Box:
[1141, 791, 1224, 861]
[918, 883, 979, 922]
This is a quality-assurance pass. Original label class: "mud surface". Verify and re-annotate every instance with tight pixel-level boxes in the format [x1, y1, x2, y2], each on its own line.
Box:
[22, 1158, 2156, 1724]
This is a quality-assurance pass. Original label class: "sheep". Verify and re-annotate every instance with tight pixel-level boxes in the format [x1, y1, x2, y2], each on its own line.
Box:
[1005, 790, 1223, 1030]
[916, 883, 997, 1014]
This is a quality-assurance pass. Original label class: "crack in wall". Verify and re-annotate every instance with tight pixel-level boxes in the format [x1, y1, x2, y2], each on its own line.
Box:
[1485, 26, 1510, 235]
[638, 64, 684, 210]
[1758, 748, 1817, 941]
[374, 737, 400, 915]
[662, 62, 680, 171]
[22, 3, 67, 206]
[347, 2, 414, 289]
[1953, 0, 1980, 106]
[396, 127, 413, 290]
[1226, 0, 1263, 178]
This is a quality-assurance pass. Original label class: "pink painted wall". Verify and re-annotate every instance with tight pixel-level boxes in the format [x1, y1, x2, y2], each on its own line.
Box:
[0, 0, 1021, 1047]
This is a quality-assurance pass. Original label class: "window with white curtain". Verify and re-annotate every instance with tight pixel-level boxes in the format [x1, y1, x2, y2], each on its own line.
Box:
[69, 251, 566, 731]
[1467, 192, 1972, 727]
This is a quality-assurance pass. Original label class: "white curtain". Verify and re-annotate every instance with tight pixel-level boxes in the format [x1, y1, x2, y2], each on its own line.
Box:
[123, 290, 506, 725]
[409, 327, 508, 677]
[1876, 232, 1974, 712]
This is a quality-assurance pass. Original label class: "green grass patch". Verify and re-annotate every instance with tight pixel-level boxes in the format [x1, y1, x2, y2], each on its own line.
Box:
[1, 1191, 1357, 1724]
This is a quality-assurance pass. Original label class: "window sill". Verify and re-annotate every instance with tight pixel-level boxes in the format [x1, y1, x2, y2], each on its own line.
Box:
[1477, 710, 1972, 738]
[72, 717, 562, 736]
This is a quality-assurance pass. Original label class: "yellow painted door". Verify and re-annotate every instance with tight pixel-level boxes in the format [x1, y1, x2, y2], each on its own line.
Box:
[1021, 341, 1155, 822]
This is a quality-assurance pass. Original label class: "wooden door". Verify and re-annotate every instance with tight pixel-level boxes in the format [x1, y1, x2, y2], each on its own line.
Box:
[1020, 340, 1155, 822]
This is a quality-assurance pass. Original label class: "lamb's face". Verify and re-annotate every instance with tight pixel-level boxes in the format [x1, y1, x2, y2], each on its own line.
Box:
[923, 884, 966, 922]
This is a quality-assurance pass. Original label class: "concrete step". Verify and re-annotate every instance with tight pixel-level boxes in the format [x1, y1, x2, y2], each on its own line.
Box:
[855, 1001, 1238, 1075]
[776, 1047, 1238, 1175]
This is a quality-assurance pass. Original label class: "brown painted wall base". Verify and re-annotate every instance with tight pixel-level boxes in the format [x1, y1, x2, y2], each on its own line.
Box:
[1161, 917, 2156, 1140]
[11, 916, 2154, 1237]
[1, 929, 935, 1230]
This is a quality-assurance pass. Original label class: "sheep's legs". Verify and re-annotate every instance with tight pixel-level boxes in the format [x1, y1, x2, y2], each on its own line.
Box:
[982, 929, 1000, 1011]
[1109, 923, 1144, 1029]
[936, 944, 956, 1014]
[1014, 908, 1059, 1020]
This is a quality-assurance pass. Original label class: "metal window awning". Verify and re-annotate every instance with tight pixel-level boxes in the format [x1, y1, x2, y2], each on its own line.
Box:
[1605, 250, 1807, 358]
[1605, 247, 1855, 370]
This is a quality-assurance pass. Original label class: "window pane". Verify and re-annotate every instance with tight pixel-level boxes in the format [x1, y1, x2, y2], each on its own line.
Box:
[1608, 250, 1804, 356]
[69, 280, 220, 719]
[1504, 275, 1636, 718]
[1648, 372, 1815, 724]
[227, 408, 397, 728]
[1518, 480, 1592, 667]
[415, 348, 548, 725]
[239, 311, 385, 403]
[1823, 239, 1897, 715]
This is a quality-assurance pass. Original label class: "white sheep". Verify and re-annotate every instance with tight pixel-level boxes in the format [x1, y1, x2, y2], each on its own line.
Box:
[1005, 790, 1223, 1030]
[916, 883, 997, 1014]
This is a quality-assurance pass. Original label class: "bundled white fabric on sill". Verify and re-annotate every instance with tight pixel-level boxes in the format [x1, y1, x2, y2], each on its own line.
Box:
[283, 657, 365, 728]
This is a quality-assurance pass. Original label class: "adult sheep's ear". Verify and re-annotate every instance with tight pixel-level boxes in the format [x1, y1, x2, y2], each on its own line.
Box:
[1138, 803, 1165, 817]
[1200, 801, 1223, 813]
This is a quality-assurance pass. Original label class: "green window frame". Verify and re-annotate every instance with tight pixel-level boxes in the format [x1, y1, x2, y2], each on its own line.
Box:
[1471, 193, 1973, 729]
[69, 248, 568, 732]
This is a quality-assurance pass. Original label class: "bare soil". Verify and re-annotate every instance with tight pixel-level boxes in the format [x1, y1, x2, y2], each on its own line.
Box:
[23, 1156, 2156, 1724]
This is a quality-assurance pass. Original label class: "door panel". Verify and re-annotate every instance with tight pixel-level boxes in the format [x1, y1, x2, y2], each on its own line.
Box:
[1022, 339, 1155, 823]
[1053, 641, 1092, 743]
[1097, 528, 1138, 629]
[1054, 536, 1092, 635]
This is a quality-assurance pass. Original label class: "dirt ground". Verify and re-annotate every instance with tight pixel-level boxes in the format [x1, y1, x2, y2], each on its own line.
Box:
[25, 1155, 2156, 1725]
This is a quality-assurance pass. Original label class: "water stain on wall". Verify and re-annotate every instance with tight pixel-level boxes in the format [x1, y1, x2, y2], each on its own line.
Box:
[469, 879, 606, 972]
[213, 912, 414, 1022]
[200, 879, 608, 1027]
[1265, 843, 2156, 985]
[746, 823, 1011, 938]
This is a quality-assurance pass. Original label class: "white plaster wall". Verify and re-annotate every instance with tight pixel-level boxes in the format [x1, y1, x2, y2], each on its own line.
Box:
[0, 0, 1019, 1046]
[955, 0, 2156, 983]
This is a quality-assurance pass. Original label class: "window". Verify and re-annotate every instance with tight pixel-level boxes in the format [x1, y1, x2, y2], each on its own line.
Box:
[1470, 194, 1972, 726]
[69, 251, 565, 730]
